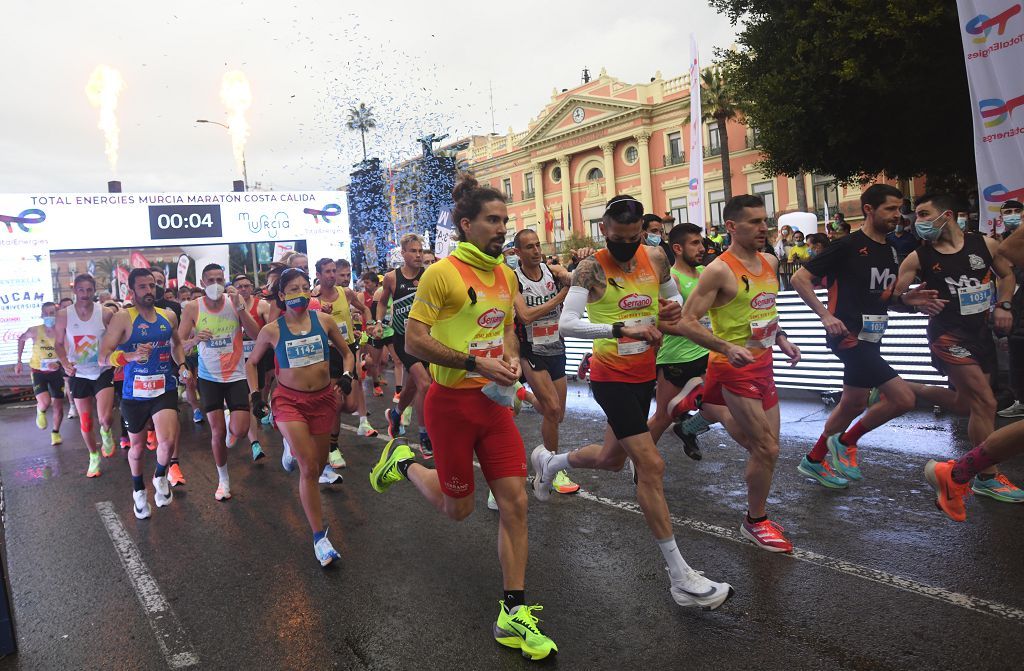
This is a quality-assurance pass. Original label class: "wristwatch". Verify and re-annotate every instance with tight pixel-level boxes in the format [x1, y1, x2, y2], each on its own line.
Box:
[998, 301, 1013, 311]
[612, 321, 625, 338]
[464, 355, 477, 372]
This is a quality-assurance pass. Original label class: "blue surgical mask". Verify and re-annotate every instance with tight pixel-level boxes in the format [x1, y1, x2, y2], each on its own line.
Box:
[1004, 213, 1022, 231]
[506, 255, 520, 271]
[42, 316, 56, 328]
[914, 212, 950, 242]
[646, 233, 662, 246]
[956, 216, 967, 230]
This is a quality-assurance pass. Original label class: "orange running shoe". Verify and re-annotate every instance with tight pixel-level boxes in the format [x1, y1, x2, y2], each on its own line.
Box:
[373, 386, 383, 397]
[168, 463, 186, 487]
[924, 460, 971, 522]
[146, 430, 157, 451]
[740, 518, 793, 553]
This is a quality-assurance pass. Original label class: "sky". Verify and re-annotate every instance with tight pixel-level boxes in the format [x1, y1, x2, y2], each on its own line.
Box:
[0, 1, 738, 194]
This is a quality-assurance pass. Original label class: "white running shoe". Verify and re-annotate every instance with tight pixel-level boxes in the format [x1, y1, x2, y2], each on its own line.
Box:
[530, 446, 554, 502]
[133, 490, 151, 519]
[319, 465, 344, 485]
[152, 476, 173, 507]
[487, 489, 499, 511]
[997, 401, 1024, 418]
[67, 406, 77, 420]
[669, 568, 734, 610]
[225, 432, 234, 449]
[281, 439, 297, 473]
[215, 481, 232, 501]
[314, 534, 340, 567]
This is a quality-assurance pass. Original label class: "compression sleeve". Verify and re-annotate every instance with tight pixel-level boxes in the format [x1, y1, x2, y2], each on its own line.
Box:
[558, 286, 615, 340]
[660, 278, 683, 305]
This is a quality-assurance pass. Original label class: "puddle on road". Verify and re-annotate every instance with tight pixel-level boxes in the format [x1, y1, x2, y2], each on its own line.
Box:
[5, 455, 59, 484]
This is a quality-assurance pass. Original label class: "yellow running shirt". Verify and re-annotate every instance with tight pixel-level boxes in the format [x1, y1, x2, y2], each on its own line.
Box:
[708, 249, 779, 362]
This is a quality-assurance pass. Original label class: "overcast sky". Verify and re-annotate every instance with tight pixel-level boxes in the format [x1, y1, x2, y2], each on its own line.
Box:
[1, 1, 737, 194]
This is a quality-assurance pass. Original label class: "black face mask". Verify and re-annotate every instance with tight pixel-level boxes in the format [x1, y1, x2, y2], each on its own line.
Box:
[605, 239, 641, 263]
[154, 285, 165, 300]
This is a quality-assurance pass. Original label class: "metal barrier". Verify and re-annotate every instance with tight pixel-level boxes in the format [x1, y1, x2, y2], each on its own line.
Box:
[563, 289, 944, 391]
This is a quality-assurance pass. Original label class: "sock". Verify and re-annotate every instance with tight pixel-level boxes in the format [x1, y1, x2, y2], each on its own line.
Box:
[840, 420, 869, 446]
[746, 512, 768, 524]
[504, 590, 525, 611]
[132, 475, 144, 492]
[396, 457, 415, 479]
[951, 443, 997, 484]
[51, 429, 59, 435]
[154, 462, 167, 478]
[656, 536, 692, 582]
[679, 411, 712, 435]
[216, 464, 229, 484]
[330, 433, 339, 450]
[359, 415, 368, 424]
[545, 451, 571, 477]
[313, 529, 327, 544]
[808, 433, 829, 462]
[396, 385, 403, 394]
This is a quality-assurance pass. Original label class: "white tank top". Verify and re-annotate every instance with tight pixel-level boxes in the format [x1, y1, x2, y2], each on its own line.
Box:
[514, 263, 564, 356]
[65, 302, 110, 380]
[196, 298, 246, 383]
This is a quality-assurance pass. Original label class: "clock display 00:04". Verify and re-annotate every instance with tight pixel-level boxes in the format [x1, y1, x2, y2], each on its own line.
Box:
[147, 204, 223, 240]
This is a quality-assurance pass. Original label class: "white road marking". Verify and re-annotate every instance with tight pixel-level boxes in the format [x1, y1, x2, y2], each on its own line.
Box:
[95, 501, 199, 669]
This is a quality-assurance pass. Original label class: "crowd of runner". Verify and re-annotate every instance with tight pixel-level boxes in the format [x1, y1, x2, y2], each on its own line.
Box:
[12, 177, 1024, 661]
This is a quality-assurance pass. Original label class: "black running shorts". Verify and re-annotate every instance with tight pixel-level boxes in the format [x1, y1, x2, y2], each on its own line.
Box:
[591, 379, 656, 440]
[69, 368, 115, 399]
[831, 341, 898, 389]
[121, 390, 178, 434]
[657, 354, 710, 389]
[197, 378, 250, 414]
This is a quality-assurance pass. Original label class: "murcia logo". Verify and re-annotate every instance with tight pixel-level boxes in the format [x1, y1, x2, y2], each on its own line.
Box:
[477, 308, 506, 329]
[618, 293, 652, 310]
[969, 254, 987, 270]
[750, 291, 775, 310]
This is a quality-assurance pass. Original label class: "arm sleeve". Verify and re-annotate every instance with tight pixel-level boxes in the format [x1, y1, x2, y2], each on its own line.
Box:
[558, 286, 615, 340]
[659, 278, 683, 305]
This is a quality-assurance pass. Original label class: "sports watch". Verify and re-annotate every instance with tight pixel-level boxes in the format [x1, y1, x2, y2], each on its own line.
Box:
[998, 301, 1013, 311]
[612, 322, 625, 338]
[464, 355, 477, 372]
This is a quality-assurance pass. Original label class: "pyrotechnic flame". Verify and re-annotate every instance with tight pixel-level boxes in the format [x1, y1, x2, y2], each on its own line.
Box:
[85, 65, 125, 172]
[220, 71, 252, 177]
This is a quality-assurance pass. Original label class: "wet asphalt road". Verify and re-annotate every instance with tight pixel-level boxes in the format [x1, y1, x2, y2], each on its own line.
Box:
[0, 379, 1023, 671]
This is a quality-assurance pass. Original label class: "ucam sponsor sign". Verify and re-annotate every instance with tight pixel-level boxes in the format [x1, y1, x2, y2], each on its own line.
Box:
[0, 191, 349, 374]
[957, 2, 1024, 234]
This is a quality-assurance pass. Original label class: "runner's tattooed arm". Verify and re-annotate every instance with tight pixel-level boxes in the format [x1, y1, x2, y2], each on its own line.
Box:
[570, 255, 606, 302]
[405, 317, 472, 369]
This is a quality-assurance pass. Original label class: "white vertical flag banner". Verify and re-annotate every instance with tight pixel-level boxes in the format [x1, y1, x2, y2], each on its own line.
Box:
[687, 33, 705, 231]
[956, 1, 1024, 234]
[176, 254, 191, 288]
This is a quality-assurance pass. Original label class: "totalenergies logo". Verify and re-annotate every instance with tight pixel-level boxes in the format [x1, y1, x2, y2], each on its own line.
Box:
[979, 93, 1024, 127]
[0, 209, 45, 233]
[966, 4, 1022, 43]
[983, 182, 1024, 214]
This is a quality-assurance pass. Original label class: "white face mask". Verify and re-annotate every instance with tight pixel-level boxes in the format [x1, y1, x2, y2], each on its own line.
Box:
[204, 283, 225, 300]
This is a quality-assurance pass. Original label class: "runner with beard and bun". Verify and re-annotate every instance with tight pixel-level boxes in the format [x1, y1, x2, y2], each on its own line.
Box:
[536, 194, 734, 609]
[650, 224, 740, 462]
[369, 176, 557, 660]
[894, 193, 1023, 503]
[100, 268, 190, 520]
[791, 184, 941, 490]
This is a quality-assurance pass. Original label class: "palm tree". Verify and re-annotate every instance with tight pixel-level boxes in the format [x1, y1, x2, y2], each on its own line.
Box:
[701, 66, 742, 202]
[346, 103, 377, 161]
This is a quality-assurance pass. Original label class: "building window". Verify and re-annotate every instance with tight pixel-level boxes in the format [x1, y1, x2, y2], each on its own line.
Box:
[708, 189, 726, 228]
[812, 174, 839, 219]
[752, 181, 776, 219]
[669, 197, 689, 224]
[524, 172, 535, 200]
[586, 167, 603, 181]
[666, 132, 683, 166]
[502, 178, 512, 200]
[707, 122, 722, 156]
[551, 166, 562, 183]
[590, 219, 602, 241]
[624, 145, 639, 164]
[554, 218, 565, 243]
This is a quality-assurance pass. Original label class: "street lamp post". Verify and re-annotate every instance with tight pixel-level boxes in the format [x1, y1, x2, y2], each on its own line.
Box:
[195, 119, 248, 190]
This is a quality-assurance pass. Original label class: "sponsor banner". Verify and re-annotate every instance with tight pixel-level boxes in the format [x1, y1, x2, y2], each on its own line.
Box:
[957, 2, 1024, 233]
[272, 242, 295, 262]
[687, 33, 705, 231]
[176, 254, 191, 288]
[130, 251, 150, 269]
[435, 209, 456, 258]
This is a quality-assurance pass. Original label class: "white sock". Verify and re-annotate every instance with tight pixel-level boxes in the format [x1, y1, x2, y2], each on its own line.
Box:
[359, 415, 368, 424]
[657, 536, 692, 582]
[545, 451, 571, 478]
[216, 464, 229, 485]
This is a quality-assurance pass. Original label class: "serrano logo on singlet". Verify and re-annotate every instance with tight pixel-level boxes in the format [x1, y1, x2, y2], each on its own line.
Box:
[618, 293, 652, 311]
[477, 308, 506, 329]
[749, 291, 776, 310]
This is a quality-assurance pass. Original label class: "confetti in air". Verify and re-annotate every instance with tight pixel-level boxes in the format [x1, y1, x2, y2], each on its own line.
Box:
[85, 65, 125, 173]
[220, 70, 252, 178]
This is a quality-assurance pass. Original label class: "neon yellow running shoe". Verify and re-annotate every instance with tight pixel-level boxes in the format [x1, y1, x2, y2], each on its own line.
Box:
[87, 452, 101, 478]
[100, 426, 115, 457]
[551, 470, 580, 495]
[493, 601, 558, 661]
[36, 409, 47, 430]
[369, 439, 415, 493]
[50, 431, 62, 446]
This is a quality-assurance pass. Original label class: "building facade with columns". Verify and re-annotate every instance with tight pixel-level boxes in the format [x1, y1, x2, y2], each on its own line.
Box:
[459, 69, 922, 247]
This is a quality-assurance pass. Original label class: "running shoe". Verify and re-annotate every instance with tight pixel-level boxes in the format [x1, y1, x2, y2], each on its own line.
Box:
[251, 441, 265, 462]
[168, 463, 186, 487]
[67, 405, 77, 420]
[668, 568, 735, 610]
[797, 455, 849, 489]
[971, 473, 1024, 503]
[401, 406, 412, 426]
[87, 452, 101, 478]
[740, 518, 793, 553]
[487, 490, 499, 510]
[133, 490, 151, 520]
[827, 434, 861, 480]
[152, 475, 173, 507]
[628, 458, 637, 486]
[924, 459, 971, 522]
[314, 533, 341, 567]
[358, 419, 379, 438]
[419, 434, 433, 459]
[369, 440, 415, 493]
[281, 439, 297, 472]
[119, 437, 131, 450]
[146, 430, 157, 451]
[997, 400, 1024, 418]
[100, 426, 115, 457]
[225, 432, 234, 449]
[669, 378, 705, 420]
[328, 448, 347, 469]
[215, 481, 231, 501]
[192, 409, 204, 424]
[261, 411, 273, 426]
[50, 431, 62, 446]
[672, 417, 704, 461]
[392, 392, 401, 404]
[319, 465, 344, 485]
[577, 352, 592, 380]
[552, 470, 579, 494]
[493, 602, 558, 661]
[36, 409, 47, 430]
[373, 386, 383, 397]
[530, 446, 554, 502]
[386, 408, 402, 439]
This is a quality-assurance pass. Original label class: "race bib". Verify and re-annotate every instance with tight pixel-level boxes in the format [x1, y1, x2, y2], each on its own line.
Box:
[206, 335, 233, 352]
[242, 340, 255, 360]
[617, 316, 656, 356]
[132, 373, 166, 399]
[858, 314, 889, 343]
[467, 336, 504, 378]
[40, 357, 60, 371]
[530, 319, 560, 346]
[957, 283, 992, 316]
[747, 316, 779, 349]
[285, 335, 325, 368]
[339, 322, 349, 340]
